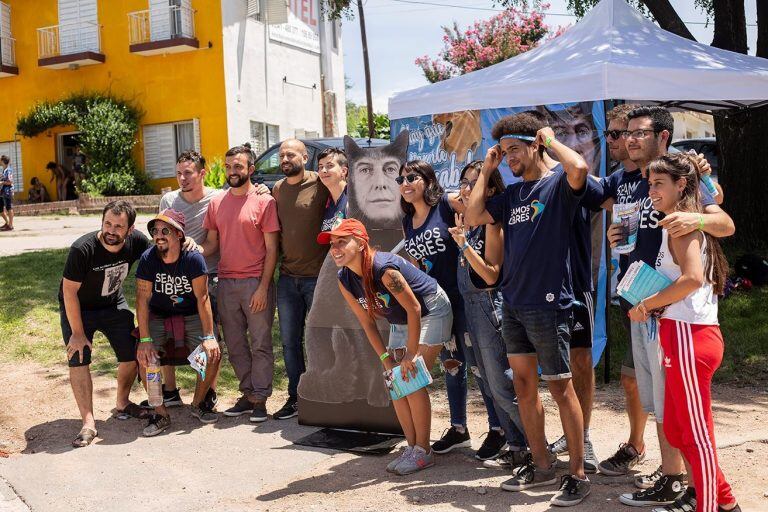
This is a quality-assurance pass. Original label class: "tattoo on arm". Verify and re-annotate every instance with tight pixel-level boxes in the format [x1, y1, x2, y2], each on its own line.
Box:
[388, 274, 405, 294]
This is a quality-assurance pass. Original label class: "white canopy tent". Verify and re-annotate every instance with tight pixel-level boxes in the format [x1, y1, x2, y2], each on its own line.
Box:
[388, 0, 768, 119]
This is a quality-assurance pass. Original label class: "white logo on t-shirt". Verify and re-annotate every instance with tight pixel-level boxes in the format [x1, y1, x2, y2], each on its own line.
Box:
[101, 263, 129, 296]
[545, 293, 555, 303]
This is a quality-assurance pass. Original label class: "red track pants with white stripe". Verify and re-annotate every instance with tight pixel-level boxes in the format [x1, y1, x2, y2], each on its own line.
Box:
[659, 319, 735, 512]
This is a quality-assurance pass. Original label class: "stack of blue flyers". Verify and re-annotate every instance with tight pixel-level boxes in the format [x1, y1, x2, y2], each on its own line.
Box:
[617, 261, 673, 306]
[384, 355, 433, 400]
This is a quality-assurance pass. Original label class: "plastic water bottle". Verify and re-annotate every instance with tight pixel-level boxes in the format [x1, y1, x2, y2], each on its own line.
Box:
[146, 354, 163, 408]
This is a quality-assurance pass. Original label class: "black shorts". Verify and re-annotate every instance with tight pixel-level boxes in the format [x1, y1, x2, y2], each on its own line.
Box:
[60, 304, 137, 367]
[570, 291, 596, 349]
[1, 195, 11, 211]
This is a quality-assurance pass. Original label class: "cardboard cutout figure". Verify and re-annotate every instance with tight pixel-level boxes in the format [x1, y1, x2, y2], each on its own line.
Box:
[297, 132, 409, 433]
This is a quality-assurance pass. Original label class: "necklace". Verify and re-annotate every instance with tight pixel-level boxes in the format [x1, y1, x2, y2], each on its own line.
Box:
[518, 170, 554, 203]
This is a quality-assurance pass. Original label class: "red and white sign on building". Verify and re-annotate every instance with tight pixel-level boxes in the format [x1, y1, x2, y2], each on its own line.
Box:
[269, 0, 320, 54]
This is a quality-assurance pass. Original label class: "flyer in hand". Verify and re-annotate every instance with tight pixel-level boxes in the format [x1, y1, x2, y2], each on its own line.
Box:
[187, 345, 207, 380]
[383, 355, 433, 401]
[617, 260, 673, 305]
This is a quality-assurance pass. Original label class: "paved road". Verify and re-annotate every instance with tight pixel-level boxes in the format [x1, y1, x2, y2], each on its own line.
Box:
[0, 215, 154, 257]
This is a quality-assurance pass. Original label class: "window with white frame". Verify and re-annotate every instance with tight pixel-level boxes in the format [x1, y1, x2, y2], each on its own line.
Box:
[0, 140, 24, 193]
[246, 0, 263, 22]
[143, 119, 200, 179]
[250, 121, 279, 155]
[0, 2, 15, 67]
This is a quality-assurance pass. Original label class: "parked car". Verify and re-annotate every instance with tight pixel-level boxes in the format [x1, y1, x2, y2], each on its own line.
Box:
[671, 137, 719, 178]
[250, 137, 390, 189]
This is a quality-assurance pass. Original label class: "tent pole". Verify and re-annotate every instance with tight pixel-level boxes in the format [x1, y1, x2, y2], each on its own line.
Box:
[602, 99, 614, 384]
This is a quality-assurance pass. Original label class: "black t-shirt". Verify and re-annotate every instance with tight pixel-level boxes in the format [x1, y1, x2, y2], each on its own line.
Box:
[135, 247, 207, 318]
[59, 230, 150, 311]
[464, 225, 501, 290]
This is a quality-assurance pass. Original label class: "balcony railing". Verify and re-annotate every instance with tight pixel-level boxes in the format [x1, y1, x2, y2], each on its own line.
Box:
[37, 20, 101, 59]
[0, 34, 15, 67]
[128, 4, 195, 46]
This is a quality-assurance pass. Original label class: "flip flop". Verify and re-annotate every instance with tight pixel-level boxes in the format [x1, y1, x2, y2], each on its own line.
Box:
[114, 402, 151, 420]
[72, 427, 98, 448]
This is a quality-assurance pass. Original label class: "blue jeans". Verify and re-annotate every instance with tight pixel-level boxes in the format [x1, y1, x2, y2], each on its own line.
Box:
[277, 275, 317, 399]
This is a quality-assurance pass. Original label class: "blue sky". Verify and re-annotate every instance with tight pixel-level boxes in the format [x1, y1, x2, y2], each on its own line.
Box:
[341, 0, 760, 113]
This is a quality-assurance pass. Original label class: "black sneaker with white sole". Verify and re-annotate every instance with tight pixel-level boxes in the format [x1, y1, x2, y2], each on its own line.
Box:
[652, 487, 696, 512]
[598, 443, 644, 476]
[619, 473, 686, 507]
[249, 401, 268, 423]
[273, 397, 298, 420]
[431, 426, 471, 454]
[202, 388, 218, 412]
[500, 455, 558, 491]
[223, 395, 254, 417]
[551, 475, 591, 507]
[475, 429, 506, 460]
[140, 386, 183, 409]
[483, 449, 531, 470]
[636, 465, 664, 489]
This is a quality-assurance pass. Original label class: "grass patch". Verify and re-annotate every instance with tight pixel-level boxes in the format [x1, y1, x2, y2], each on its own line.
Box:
[0, 249, 285, 397]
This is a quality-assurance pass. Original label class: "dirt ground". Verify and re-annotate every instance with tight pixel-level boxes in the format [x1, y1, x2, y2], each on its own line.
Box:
[1, 361, 767, 512]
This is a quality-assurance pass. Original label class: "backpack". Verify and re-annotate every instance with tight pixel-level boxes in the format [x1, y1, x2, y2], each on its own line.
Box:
[735, 254, 768, 286]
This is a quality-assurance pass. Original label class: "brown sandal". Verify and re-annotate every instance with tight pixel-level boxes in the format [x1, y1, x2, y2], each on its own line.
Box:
[114, 402, 151, 420]
[72, 427, 97, 448]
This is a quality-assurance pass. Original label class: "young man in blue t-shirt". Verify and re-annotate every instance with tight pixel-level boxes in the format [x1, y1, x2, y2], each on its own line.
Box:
[465, 112, 591, 506]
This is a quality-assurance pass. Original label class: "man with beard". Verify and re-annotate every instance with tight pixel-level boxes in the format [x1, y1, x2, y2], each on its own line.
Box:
[135, 209, 220, 436]
[270, 139, 329, 420]
[201, 145, 280, 422]
[59, 200, 151, 447]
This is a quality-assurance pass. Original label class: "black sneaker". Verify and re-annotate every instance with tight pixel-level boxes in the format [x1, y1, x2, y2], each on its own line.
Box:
[431, 426, 471, 454]
[483, 449, 531, 470]
[475, 429, 506, 460]
[140, 386, 183, 409]
[223, 395, 254, 417]
[636, 465, 664, 489]
[202, 388, 218, 412]
[272, 397, 298, 420]
[718, 504, 741, 512]
[250, 401, 268, 423]
[551, 475, 591, 507]
[652, 487, 696, 512]
[619, 473, 686, 507]
[500, 454, 558, 491]
[598, 442, 644, 476]
[142, 414, 171, 437]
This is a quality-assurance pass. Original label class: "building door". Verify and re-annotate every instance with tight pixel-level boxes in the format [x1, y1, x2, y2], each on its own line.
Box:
[58, 0, 98, 55]
[57, 132, 82, 175]
[0, 2, 11, 65]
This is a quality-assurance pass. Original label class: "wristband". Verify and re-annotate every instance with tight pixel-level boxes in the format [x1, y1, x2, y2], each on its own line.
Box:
[139, 337, 153, 343]
[544, 136, 553, 148]
[379, 352, 390, 362]
[200, 334, 216, 341]
[698, 215, 704, 231]
[460, 242, 470, 253]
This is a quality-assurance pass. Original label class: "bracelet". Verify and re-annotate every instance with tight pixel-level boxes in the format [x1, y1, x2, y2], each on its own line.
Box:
[200, 334, 216, 341]
[460, 242, 470, 253]
[379, 352, 390, 362]
[545, 136, 553, 148]
[139, 337, 153, 343]
[698, 214, 704, 231]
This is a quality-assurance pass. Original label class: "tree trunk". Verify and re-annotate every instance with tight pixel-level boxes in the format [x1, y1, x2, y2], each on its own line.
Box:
[641, 0, 696, 40]
[711, 0, 767, 247]
[357, 0, 375, 140]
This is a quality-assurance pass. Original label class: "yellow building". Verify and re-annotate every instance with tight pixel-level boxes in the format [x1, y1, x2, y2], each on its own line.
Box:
[0, 0, 346, 200]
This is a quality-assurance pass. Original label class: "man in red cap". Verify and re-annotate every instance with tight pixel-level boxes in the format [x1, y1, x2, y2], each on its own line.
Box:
[135, 209, 220, 436]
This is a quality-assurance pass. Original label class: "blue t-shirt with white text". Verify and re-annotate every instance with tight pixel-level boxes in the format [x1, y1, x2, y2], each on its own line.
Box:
[569, 176, 605, 294]
[486, 165, 582, 309]
[135, 247, 208, 317]
[321, 187, 348, 232]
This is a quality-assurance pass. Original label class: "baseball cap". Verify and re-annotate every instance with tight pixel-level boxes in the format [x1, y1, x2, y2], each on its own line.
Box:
[148, 209, 186, 238]
[317, 218, 369, 244]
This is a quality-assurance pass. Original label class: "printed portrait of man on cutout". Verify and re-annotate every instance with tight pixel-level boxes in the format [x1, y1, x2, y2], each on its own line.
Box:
[297, 132, 410, 434]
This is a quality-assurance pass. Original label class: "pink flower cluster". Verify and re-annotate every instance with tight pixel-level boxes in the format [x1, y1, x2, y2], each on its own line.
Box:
[415, 5, 565, 83]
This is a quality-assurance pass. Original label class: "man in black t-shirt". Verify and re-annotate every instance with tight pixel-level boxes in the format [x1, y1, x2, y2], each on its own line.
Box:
[60, 201, 151, 447]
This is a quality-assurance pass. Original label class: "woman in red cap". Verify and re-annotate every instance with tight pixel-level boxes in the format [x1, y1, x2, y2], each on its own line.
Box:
[318, 218, 453, 476]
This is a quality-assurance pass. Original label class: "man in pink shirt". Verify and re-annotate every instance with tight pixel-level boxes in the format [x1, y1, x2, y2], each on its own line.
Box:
[201, 145, 280, 422]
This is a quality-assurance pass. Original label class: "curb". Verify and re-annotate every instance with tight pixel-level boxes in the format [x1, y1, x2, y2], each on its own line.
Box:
[0, 477, 29, 512]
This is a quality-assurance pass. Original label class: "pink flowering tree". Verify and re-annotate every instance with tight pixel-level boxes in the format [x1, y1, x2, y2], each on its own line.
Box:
[416, 5, 561, 83]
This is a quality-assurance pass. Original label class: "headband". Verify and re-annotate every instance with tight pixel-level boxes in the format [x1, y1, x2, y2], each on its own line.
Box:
[498, 134, 536, 143]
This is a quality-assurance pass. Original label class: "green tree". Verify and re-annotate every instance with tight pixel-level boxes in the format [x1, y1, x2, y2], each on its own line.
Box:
[496, 0, 768, 246]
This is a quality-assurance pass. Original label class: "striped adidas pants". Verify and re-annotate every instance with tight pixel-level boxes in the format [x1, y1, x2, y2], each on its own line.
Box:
[659, 319, 736, 512]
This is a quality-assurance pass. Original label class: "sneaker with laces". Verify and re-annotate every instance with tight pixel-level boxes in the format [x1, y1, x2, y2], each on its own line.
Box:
[598, 443, 644, 476]
[386, 446, 413, 473]
[273, 397, 298, 420]
[394, 446, 435, 475]
[140, 386, 183, 409]
[718, 504, 741, 512]
[636, 465, 664, 489]
[202, 388, 218, 412]
[249, 401, 268, 423]
[475, 430, 506, 460]
[191, 404, 219, 424]
[652, 487, 696, 512]
[501, 455, 558, 491]
[584, 438, 599, 474]
[551, 475, 591, 507]
[619, 473, 685, 507]
[431, 426, 471, 454]
[548, 434, 569, 456]
[223, 395, 254, 417]
[483, 449, 531, 470]
[142, 414, 171, 437]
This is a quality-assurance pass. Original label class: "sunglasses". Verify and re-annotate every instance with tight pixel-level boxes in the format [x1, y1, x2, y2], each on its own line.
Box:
[395, 174, 421, 185]
[603, 129, 623, 140]
[459, 179, 478, 189]
[150, 227, 173, 236]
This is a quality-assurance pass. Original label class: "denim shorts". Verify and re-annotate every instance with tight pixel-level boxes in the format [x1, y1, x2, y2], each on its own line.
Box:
[388, 287, 454, 349]
[1, 194, 11, 210]
[502, 304, 572, 381]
